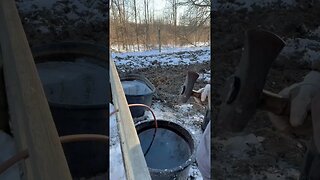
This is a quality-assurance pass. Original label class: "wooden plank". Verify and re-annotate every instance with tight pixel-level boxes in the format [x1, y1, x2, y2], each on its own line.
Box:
[0, 0, 72, 179]
[260, 89, 289, 115]
[110, 58, 151, 180]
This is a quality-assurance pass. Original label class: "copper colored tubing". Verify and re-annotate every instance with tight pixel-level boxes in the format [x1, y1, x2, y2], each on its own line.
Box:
[0, 134, 108, 175]
[110, 103, 158, 156]
[128, 104, 158, 156]
[128, 104, 158, 128]
[59, 134, 108, 144]
[110, 104, 157, 128]
[110, 104, 158, 128]
[0, 149, 28, 175]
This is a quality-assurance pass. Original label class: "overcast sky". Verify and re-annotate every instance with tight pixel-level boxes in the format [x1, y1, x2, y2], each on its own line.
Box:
[146, 0, 186, 22]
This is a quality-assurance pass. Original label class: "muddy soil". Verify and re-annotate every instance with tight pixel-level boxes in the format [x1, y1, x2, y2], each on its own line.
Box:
[16, 0, 107, 47]
[212, 2, 320, 180]
[120, 62, 210, 110]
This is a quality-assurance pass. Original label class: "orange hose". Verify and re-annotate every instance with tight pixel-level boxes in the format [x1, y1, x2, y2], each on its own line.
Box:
[128, 103, 158, 128]
[0, 149, 28, 175]
[60, 134, 108, 143]
[127, 103, 158, 156]
[109, 103, 158, 156]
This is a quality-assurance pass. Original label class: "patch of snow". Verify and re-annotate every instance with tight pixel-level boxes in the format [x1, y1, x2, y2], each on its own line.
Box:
[216, 133, 264, 159]
[109, 103, 117, 145]
[188, 164, 203, 180]
[175, 104, 194, 113]
[16, 0, 56, 10]
[198, 72, 211, 83]
[109, 143, 126, 180]
[302, 49, 320, 62]
[16, 0, 107, 30]
[212, 0, 297, 12]
[251, 166, 300, 179]
[310, 26, 320, 38]
[109, 103, 126, 180]
[16, 0, 107, 23]
[280, 38, 320, 64]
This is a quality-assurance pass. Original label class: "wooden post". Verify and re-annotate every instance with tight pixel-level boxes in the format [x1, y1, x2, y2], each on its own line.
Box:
[110, 58, 151, 180]
[0, 0, 72, 179]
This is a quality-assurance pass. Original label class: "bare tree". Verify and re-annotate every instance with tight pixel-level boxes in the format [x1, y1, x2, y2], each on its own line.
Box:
[178, 0, 210, 27]
[144, 0, 150, 49]
[122, 0, 129, 51]
[173, 0, 177, 47]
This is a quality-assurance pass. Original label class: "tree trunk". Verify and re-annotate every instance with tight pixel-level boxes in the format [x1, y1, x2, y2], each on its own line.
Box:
[133, 0, 140, 51]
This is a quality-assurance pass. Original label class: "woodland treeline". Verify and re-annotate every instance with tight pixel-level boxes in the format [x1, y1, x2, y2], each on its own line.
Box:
[110, 0, 210, 52]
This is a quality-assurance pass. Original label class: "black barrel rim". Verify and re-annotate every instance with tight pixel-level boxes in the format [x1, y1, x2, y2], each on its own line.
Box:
[135, 119, 196, 174]
[120, 74, 156, 97]
[32, 41, 108, 109]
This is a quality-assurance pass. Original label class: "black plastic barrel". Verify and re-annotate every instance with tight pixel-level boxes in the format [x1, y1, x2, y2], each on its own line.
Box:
[32, 42, 108, 178]
[135, 120, 196, 180]
[121, 74, 155, 118]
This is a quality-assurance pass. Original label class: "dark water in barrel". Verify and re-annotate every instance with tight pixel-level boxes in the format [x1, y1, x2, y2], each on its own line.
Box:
[138, 128, 191, 169]
[37, 61, 107, 105]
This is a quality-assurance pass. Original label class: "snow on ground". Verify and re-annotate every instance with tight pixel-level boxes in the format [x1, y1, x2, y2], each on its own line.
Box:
[281, 38, 320, 63]
[109, 104, 126, 180]
[146, 102, 204, 142]
[112, 47, 210, 70]
[212, 0, 296, 12]
[15, 0, 107, 35]
[198, 70, 211, 84]
[276, 26, 320, 68]
[112, 46, 210, 71]
[16, 0, 106, 22]
[255, 26, 320, 69]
